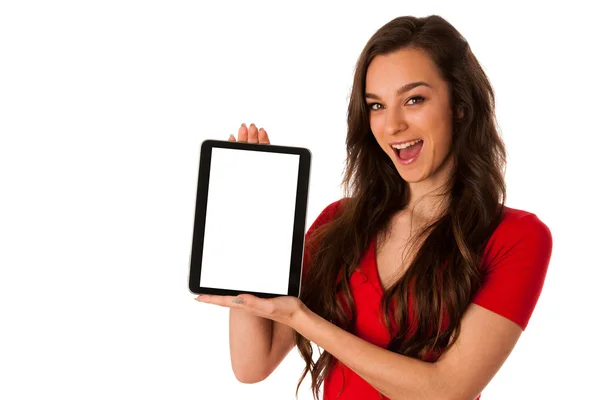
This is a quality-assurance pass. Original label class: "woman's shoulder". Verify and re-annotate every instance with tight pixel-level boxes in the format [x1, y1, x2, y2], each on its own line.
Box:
[322, 197, 346, 214]
[474, 205, 554, 330]
[484, 205, 553, 266]
[305, 197, 351, 239]
[494, 205, 551, 237]
[311, 197, 348, 223]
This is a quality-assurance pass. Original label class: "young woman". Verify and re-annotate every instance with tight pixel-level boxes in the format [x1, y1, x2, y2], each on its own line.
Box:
[195, 15, 553, 400]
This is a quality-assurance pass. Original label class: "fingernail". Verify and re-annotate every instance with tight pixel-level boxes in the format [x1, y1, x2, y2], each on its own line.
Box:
[232, 298, 244, 304]
[229, 134, 234, 139]
[241, 123, 246, 128]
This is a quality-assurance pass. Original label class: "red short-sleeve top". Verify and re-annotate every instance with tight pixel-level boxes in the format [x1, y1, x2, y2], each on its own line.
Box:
[301, 199, 553, 400]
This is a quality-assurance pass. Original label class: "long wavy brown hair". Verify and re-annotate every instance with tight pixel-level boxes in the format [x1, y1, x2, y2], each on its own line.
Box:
[294, 15, 507, 400]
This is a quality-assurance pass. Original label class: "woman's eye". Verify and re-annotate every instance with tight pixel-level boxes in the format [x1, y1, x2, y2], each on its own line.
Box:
[407, 96, 425, 105]
[367, 103, 382, 111]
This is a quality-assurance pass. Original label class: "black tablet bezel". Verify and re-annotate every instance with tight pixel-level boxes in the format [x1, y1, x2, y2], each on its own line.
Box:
[188, 139, 311, 299]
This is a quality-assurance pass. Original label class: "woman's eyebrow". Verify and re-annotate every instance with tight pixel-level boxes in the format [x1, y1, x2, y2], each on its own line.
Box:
[365, 81, 432, 99]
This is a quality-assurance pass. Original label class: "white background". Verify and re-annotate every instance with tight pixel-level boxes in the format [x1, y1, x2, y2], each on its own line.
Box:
[1, 1, 598, 399]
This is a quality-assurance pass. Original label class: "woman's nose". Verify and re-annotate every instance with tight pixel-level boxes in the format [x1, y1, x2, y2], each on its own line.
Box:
[383, 105, 408, 136]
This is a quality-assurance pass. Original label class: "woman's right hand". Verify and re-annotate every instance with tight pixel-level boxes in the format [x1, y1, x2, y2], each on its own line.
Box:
[229, 123, 270, 144]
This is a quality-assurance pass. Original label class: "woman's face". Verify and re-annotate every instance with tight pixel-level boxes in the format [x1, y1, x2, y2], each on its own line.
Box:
[365, 48, 460, 187]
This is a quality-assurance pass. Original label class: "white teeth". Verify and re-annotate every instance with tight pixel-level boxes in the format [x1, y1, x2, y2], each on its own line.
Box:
[391, 139, 422, 150]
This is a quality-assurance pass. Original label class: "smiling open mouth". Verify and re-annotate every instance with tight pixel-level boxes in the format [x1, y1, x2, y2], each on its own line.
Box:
[391, 139, 424, 165]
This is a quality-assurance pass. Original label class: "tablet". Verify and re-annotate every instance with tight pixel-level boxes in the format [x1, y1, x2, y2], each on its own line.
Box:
[188, 139, 311, 299]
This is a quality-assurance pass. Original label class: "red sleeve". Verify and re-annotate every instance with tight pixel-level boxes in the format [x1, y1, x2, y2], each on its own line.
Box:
[472, 213, 553, 330]
[301, 199, 344, 283]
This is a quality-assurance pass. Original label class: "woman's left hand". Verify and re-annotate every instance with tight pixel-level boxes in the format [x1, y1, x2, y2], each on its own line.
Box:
[195, 293, 307, 327]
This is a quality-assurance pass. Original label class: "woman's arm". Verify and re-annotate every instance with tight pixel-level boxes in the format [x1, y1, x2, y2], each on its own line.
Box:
[228, 308, 296, 383]
[200, 289, 521, 399]
[291, 302, 522, 400]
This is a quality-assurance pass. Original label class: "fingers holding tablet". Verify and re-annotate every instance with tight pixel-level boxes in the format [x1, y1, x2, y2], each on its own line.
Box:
[229, 123, 270, 144]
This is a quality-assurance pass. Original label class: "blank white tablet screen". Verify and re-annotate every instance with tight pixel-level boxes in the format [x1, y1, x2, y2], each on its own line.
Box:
[199, 147, 300, 295]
